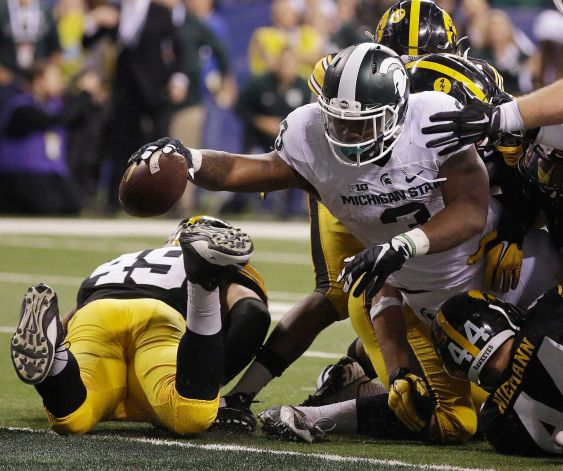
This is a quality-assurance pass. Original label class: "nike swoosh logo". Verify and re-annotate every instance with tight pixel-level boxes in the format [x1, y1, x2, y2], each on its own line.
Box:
[497, 241, 509, 262]
[405, 171, 424, 184]
[472, 115, 489, 124]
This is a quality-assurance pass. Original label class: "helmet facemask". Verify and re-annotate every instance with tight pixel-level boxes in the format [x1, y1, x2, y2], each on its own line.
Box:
[319, 96, 403, 166]
[518, 145, 563, 206]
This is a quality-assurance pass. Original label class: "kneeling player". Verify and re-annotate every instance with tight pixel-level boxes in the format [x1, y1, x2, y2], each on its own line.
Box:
[10, 217, 269, 435]
[432, 289, 563, 455]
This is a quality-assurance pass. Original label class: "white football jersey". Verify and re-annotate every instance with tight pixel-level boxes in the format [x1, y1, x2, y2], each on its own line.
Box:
[276, 91, 499, 321]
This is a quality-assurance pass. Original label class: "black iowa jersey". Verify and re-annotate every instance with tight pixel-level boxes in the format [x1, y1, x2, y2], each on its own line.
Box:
[77, 247, 268, 319]
[77, 247, 188, 316]
[480, 286, 563, 455]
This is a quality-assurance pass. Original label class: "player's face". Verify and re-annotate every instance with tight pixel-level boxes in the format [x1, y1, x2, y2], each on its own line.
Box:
[328, 117, 375, 144]
[324, 108, 395, 146]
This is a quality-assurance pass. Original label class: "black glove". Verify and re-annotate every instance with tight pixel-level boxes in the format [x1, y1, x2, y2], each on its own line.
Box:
[421, 97, 501, 156]
[128, 137, 195, 180]
[337, 240, 409, 299]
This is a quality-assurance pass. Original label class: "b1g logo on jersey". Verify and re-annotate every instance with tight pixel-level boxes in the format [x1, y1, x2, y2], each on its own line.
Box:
[348, 183, 369, 192]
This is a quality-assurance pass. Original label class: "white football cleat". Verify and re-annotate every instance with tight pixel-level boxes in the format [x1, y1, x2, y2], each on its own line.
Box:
[179, 219, 253, 290]
[11, 284, 65, 384]
[259, 406, 329, 443]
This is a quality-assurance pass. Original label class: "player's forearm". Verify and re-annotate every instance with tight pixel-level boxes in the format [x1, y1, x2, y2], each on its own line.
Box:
[516, 79, 563, 129]
[421, 199, 487, 253]
[372, 303, 409, 380]
[195, 150, 295, 192]
[371, 286, 409, 380]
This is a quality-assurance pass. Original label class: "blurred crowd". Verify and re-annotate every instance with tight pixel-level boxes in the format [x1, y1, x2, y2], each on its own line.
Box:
[0, 0, 561, 218]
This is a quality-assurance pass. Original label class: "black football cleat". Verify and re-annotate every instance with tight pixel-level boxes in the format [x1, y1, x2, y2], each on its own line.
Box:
[300, 356, 374, 407]
[209, 392, 257, 435]
[179, 220, 254, 290]
[11, 284, 65, 385]
[259, 406, 330, 443]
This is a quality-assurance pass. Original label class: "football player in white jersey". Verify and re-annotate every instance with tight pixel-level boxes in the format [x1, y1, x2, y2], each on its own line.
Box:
[130, 43, 560, 442]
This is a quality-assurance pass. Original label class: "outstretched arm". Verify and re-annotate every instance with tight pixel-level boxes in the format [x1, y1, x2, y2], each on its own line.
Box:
[422, 82, 563, 154]
[517, 79, 563, 128]
[195, 150, 311, 193]
[129, 139, 317, 195]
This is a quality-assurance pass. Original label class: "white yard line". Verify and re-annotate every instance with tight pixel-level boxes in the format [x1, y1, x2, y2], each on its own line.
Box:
[0, 236, 309, 265]
[0, 218, 309, 240]
[0, 427, 496, 471]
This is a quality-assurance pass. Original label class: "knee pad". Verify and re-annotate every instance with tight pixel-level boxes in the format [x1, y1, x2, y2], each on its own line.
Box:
[226, 297, 271, 333]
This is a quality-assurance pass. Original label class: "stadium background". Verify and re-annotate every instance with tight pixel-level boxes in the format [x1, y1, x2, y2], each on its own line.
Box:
[0, 0, 561, 217]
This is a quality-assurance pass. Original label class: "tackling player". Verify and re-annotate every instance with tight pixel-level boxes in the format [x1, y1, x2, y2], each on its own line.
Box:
[432, 289, 563, 455]
[421, 79, 563, 154]
[10, 217, 268, 435]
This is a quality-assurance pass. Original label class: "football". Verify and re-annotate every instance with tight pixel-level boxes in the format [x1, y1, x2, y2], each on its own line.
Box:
[118, 150, 188, 217]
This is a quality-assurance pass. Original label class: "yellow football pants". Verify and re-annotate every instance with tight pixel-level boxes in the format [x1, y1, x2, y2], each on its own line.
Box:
[349, 293, 487, 443]
[310, 199, 486, 442]
[309, 197, 364, 319]
[47, 298, 219, 435]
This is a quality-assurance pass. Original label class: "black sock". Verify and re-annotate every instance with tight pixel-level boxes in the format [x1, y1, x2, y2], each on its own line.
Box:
[347, 337, 377, 379]
[356, 395, 425, 440]
[34, 352, 86, 418]
[254, 344, 291, 378]
[222, 298, 270, 384]
[176, 328, 224, 400]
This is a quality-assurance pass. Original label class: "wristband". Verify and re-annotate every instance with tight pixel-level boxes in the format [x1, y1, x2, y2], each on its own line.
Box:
[370, 296, 403, 320]
[499, 101, 525, 132]
[393, 228, 430, 258]
[191, 148, 203, 173]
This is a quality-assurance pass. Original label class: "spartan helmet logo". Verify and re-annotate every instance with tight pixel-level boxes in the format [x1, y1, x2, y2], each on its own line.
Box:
[380, 57, 408, 102]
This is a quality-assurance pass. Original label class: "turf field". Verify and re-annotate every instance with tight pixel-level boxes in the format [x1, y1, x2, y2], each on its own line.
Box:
[0, 218, 561, 470]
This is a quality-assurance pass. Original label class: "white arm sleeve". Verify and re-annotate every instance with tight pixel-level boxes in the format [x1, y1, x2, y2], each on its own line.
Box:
[536, 125, 563, 149]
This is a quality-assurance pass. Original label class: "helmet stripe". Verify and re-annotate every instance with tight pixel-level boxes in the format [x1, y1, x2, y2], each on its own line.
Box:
[406, 60, 487, 101]
[337, 42, 375, 101]
[376, 8, 390, 42]
[467, 330, 514, 382]
[408, 0, 421, 56]
[435, 310, 480, 357]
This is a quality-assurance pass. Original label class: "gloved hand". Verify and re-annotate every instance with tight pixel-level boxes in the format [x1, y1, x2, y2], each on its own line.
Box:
[337, 240, 409, 300]
[129, 137, 196, 180]
[467, 212, 527, 292]
[422, 97, 501, 156]
[388, 368, 434, 432]
[495, 131, 524, 167]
